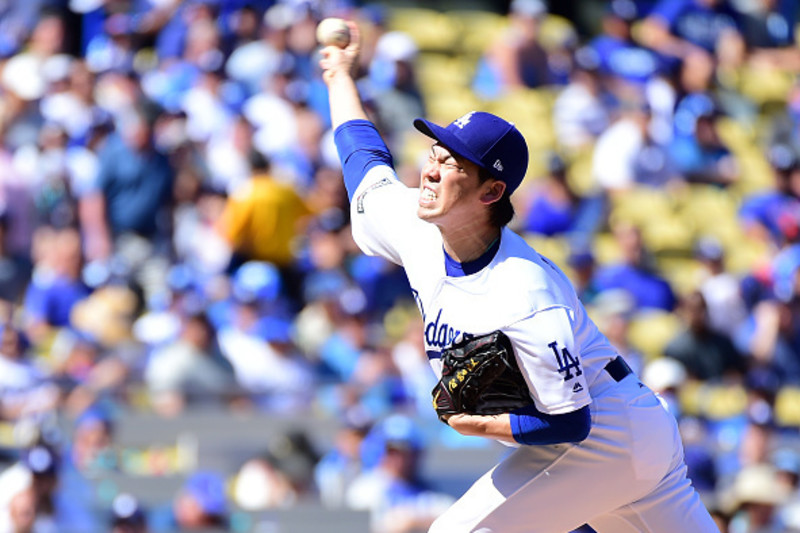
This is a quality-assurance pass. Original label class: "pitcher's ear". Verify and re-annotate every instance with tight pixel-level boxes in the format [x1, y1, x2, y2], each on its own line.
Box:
[480, 180, 506, 205]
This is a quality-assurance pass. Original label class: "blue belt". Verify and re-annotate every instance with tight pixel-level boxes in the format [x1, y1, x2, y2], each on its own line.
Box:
[604, 356, 633, 382]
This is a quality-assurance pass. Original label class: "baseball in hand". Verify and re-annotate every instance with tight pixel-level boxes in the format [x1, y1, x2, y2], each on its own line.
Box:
[316, 17, 351, 48]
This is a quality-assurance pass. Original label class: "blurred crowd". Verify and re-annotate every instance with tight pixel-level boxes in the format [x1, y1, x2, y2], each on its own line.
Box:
[0, 0, 797, 531]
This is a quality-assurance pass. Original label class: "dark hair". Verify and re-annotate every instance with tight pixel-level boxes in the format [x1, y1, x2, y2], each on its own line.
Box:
[478, 166, 515, 227]
[248, 148, 271, 172]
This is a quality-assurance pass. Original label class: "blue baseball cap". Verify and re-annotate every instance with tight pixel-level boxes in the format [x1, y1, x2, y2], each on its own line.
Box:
[413, 111, 529, 195]
[183, 471, 227, 516]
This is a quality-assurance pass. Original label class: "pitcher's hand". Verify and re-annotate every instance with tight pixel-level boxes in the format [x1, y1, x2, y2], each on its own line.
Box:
[319, 20, 360, 86]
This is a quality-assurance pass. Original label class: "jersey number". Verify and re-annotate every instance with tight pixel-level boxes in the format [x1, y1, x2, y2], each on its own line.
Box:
[548, 341, 582, 381]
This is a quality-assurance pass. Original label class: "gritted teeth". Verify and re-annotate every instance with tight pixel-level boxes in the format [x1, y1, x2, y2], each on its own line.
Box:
[421, 188, 437, 201]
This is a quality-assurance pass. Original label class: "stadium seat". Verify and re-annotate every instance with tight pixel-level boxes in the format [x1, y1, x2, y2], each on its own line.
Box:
[524, 234, 569, 267]
[446, 10, 508, 57]
[627, 310, 682, 361]
[388, 7, 460, 53]
[775, 387, 800, 427]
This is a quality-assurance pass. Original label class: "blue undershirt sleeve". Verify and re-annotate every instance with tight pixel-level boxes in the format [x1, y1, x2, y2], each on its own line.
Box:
[333, 120, 394, 201]
[510, 404, 591, 445]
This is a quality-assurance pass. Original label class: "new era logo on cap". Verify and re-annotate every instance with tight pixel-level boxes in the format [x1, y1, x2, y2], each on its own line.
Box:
[413, 111, 529, 195]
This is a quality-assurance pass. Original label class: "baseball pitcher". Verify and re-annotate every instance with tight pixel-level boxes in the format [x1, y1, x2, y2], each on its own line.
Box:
[319, 20, 718, 533]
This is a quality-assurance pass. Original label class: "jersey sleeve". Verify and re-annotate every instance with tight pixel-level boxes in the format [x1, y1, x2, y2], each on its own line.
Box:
[334, 119, 429, 266]
[349, 166, 423, 266]
[505, 306, 591, 415]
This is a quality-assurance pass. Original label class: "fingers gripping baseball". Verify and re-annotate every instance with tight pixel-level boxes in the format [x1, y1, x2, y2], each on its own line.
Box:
[319, 20, 360, 85]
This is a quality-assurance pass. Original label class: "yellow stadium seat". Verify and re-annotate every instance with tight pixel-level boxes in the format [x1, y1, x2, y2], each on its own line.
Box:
[733, 151, 774, 196]
[640, 215, 693, 254]
[775, 387, 800, 427]
[609, 187, 674, 228]
[523, 234, 569, 266]
[538, 14, 577, 52]
[737, 64, 794, 106]
[416, 53, 475, 94]
[725, 235, 773, 275]
[593, 231, 622, 266]
[627, 310, 682, 361]
[387, 7, 460, 53]
[446, 10, 508, 56]
[564, 146, 596, 196]
[658, 257, 704, 297]
[424, 89, 484, 124]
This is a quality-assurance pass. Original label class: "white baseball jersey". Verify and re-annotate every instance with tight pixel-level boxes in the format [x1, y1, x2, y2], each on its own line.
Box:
[347, 161, 719, 532]
[350, 164, 618, 417]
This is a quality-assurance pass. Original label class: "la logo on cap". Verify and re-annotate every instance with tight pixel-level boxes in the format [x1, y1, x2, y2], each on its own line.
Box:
[453, 112, 475, 129]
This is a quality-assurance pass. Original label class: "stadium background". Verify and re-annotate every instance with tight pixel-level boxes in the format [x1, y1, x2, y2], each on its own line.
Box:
[0, 0, 798, 531]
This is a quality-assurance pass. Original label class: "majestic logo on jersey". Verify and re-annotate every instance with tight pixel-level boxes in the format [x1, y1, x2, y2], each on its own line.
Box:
[453, 112, 476, 129]
[356, 177, 393, 214]
[548, 341, 583, 381]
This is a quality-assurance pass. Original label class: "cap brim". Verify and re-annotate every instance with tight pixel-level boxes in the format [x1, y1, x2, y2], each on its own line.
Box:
[413, 118, 484, 170]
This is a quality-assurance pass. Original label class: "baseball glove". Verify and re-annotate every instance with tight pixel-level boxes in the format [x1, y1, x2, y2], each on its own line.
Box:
[431, 330, 533, 423]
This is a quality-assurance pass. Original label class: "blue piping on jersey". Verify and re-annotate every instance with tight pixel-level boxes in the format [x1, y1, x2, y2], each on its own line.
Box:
[444, 236, 501, 277]
[333, 119, 394, 200]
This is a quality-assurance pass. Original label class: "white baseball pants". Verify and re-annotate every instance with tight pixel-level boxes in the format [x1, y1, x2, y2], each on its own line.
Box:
[428, 373, 719, 533]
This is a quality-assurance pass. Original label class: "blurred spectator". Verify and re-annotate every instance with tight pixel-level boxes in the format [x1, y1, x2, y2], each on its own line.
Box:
[214, 260, 314, 412]
[315, 409, 374, 508]
[642, 356, 688, 418]
[590, 289, 645, 376]
[748, 293, 800, 385]
[678, 416, 719, 494]
[22, 226, 91, 345]
[0, 445, 59, 533]
[771, 212, 800, 301]
[472, 0, 552, 98]
[217, 304, 314, 413]
[204, 113, 254, 195]
[231, 453, 297, 510]
[151, 470, 229, 532]
[0, 324, 58, 422]
[774, 448, 800, 529]
[345, 414, 455, 533]
[79, 106, 174, 265]
[592, 222, 677, 311]
[669, 103, 738, 187]
[172, 180, 232, 278]
[739, 0, 800, 73]
[144, 311, 236, 417]
[738, 143, 800, 249]
[84, 13, 137, 74]
[232, 430, 319, 510]
[389, 313, 437, 418]
[109, 493, 147, 533]
[724, 463, 790, 533]
[695, 236, 749, 338]
[214, 149, 312, 271]
[567, 249, 600, 305]
[591, 99, 679, 191]
[638, 0, 743, 61]
[55, 407, 117, 530]
[551, 46, 611, 152]
[367, 31, 424, 153]
[589, 0, 668, 93]
[518, 152, 604, 248]
[663, 290, 746, 381]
